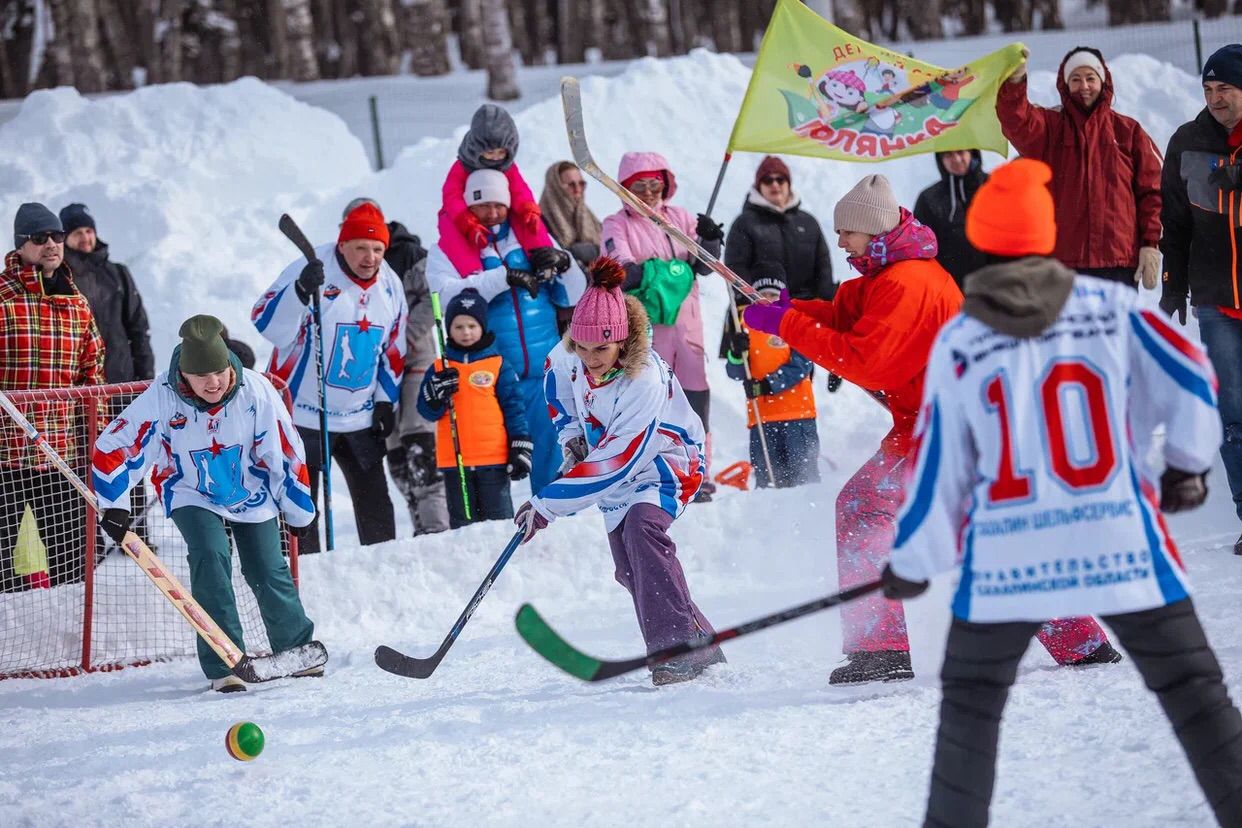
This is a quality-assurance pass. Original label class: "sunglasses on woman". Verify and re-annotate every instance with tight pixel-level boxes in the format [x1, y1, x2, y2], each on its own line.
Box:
[20, 231, 66, 246]
[565, 179, 587, 191]
[760, 176, 788, 186]
[627, 180, 664, 194]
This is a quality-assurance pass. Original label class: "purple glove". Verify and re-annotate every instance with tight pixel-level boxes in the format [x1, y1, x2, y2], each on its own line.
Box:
[515, 500, 549, 545]
[743, 300, 789, 335]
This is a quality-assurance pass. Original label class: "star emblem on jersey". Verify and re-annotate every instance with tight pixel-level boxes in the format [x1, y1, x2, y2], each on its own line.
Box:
[209, 437, 224, 456]
[357, 316, 371, 333]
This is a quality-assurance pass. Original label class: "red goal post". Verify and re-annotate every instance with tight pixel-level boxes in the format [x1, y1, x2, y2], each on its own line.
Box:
[0, 376, 301, 679]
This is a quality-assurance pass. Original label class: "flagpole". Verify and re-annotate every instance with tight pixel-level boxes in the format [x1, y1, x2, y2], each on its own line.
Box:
[704, 152, 733, 218]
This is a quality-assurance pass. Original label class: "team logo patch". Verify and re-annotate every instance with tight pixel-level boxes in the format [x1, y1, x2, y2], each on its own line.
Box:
[766, 334, 786, 348]
[472, 189, 482, 201]
[469, 370, 496, 388]
[108, 417, 128, 434]
[603, 329, 612, 340]
[358, 291, 370, 307]
[951, 349, 968, 378]
[323, 285, 342, 300]
[169, 413, 187, 430]
[207, 418, 220, 434]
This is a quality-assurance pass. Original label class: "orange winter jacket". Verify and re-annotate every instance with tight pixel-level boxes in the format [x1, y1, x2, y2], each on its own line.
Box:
[778, 258, 962, 455]
[741, 323, 817, 428]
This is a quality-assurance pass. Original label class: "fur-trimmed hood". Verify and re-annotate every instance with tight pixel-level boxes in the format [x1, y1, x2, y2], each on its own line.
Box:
[563, 294, 652, 379]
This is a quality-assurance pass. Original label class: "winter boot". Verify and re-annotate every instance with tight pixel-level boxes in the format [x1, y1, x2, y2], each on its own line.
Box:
[1234, 533, 1242, 556]
[211, 675, 246, 693]
[1070, 641, 1123, 666]
[829, 650, 914, 685]
[693, 479, 717, 504]
[651, 647, 727, 687]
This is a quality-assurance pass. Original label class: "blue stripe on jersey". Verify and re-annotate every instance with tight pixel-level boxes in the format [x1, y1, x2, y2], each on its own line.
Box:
[376, 361, 399, 401]
[539, 422, 656, 501]
[952, 501, 978, 620]
[283, 472, 316, 514]
[894, 400, 941, 548]
[253, 285, 289, 333]
[652, 455, 680, 518]
[288, 332, 314, 399]
[1127, 462, 1188, 605]
[1130, 314, 1216, 407]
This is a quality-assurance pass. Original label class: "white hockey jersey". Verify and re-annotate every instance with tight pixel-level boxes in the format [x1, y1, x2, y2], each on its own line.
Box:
[530, 342, 705, 531]
[92, 367, 316, 527]
[890, 277, 1220, 622]
[252, 243, 407, 432]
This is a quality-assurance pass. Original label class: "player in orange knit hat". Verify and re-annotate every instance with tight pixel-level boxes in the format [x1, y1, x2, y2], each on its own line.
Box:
[964, 157, 1055, 258]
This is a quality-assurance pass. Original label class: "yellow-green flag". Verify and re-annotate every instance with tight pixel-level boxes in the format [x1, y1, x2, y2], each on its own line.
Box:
[728, 0, 1025, 162]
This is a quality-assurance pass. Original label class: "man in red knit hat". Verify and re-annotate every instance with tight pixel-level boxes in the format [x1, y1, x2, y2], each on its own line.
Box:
[252, 201, 408, 554]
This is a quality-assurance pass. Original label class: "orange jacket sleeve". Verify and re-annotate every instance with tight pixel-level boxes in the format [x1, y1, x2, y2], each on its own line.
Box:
[790, 297, 837, 327]
[778, 277, 927, 391]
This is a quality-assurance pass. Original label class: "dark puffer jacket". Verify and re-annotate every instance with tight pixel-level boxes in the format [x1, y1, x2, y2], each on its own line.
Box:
[912, 151, 989, 287]
[64, 241, 154, 382]
[724, 189, 835, 300]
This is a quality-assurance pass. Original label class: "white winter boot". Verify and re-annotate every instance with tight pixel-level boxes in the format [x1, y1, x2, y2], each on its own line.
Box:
[211, 675, 247, 693]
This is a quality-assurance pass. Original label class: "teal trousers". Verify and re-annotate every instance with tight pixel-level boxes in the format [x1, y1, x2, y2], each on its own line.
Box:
[171, 507, 314, 680]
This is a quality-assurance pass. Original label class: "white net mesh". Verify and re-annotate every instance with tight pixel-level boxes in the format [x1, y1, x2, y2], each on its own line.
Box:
[0, 380, 300, 678]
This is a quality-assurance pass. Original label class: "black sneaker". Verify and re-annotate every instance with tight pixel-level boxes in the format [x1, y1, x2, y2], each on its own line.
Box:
[829, 650, 914, 685]
[1071, 642, 1123, 666]
[651, 647, 726, 686]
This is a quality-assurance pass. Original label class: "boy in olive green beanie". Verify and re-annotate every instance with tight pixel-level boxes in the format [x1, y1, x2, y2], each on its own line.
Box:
[92, 314, 322, 692]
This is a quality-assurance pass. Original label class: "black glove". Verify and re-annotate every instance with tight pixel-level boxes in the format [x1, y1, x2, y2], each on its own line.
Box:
[100, 508, 131, 546]
[1160, 467, 1208, 513]
[1159, 293, 1187, 326]
[289, 521, 316, 540]
[725, 329, 749, 356]
[371, 401, 395, 439]
[528, 246, 571, 276]
[695, 213, 724, 242]
[405, 432, 437, 489]
[507, 438, 534, 481]
[744, 378, 772, 399]
[881, 562, 929, 600]
[827, 373, 843, 393]
[423, 367, 460, 407]
[506, 267, 541, 298]
[294, 260, 325, 305]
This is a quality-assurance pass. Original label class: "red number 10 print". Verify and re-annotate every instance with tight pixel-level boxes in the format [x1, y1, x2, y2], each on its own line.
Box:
[983, 360, 1118, 505]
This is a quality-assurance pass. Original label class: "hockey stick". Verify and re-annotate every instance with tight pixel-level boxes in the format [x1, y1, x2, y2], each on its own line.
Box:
[515, 579, 882, 682]
[0, 388, 327, 683]
[278, 213, 335, 551]
[562, 77, 889, 413]
[430, 291, 471, 521]
[375, 529, 524, 679]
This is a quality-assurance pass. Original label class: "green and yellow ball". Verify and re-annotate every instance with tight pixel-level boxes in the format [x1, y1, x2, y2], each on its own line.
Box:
[225, 721, 265, 762]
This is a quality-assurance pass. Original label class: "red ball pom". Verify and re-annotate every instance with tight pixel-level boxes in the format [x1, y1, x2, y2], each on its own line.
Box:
[587, 256, 626, 290]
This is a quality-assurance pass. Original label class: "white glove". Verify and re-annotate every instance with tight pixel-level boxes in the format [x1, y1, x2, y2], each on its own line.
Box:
[1135, 246, 1161, 291]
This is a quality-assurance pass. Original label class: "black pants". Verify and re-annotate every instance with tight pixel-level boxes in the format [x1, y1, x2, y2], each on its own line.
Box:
[442, 465, 513, 529]
[751, 418, 820, 489]
[924, 599, 1242, 827]
[0, 467, 87, 590]
[297, 426, 395, 554]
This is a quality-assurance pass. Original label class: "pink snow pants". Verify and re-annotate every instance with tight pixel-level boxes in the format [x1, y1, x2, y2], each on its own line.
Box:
[836, 447, 1112, 664]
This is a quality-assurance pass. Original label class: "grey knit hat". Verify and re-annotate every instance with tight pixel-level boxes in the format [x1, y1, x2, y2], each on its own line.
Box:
[178, 315, 231, 374]
[833, 175, 900, 235]
[14, 202, 62, 248]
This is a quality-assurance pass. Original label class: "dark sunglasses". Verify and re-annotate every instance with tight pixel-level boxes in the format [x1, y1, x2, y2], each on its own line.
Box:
[760, 176, 788, 186]
[565, 179, 587, 190]
[20, 231, 65, 245]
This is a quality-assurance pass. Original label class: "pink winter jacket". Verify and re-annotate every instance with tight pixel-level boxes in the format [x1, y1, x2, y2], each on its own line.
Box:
[437, 159, 555, 276]
[601, 152, 706, 384]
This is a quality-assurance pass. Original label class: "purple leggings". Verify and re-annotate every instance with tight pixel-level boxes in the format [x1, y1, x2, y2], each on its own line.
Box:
[837, 447, 1111, 663]
[608, 503, 715, 653]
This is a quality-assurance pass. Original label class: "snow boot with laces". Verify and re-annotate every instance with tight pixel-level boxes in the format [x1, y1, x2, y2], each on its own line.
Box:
[829, 650, 914, 685]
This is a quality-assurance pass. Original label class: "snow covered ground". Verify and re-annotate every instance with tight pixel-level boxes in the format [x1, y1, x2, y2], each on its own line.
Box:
[0, 40, 1239, 828]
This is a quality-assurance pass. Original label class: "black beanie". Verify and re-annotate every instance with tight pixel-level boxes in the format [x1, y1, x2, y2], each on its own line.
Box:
[179, 315, 231, 374]
[1204, 44, 1242, 90]
[14, 202, 62, 249]
[446, 288, 489, 332]
[59, 203, 96, 236]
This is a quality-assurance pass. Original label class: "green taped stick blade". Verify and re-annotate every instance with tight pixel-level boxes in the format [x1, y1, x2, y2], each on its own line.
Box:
[514, 604, 602, 681]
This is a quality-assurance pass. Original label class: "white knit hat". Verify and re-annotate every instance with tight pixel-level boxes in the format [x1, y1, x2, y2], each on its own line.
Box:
[463, 168, 511, 207]
[1063, 49, 1105, 83]
[833, 174, 900, 236]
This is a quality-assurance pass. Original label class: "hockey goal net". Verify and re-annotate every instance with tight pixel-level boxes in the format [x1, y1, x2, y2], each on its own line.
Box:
[0, 378, 300, 678]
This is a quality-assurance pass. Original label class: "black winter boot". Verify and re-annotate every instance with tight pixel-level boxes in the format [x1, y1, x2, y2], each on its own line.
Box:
[829, 650, 914, 685]
[1071, 641, 1123, 666]
[651, 647, 726, 686]
[1234, 533, 1242, 556]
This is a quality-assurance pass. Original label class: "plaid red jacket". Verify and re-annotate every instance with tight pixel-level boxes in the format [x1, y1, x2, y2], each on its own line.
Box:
[0, 250, 105, 467]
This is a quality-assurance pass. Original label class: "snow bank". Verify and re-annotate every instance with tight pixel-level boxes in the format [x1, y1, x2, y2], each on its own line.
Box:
[0, 79, 372, 353]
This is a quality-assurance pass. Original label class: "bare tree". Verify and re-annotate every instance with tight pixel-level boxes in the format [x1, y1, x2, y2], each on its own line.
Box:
[266, 0, 290, 76]
[633, 0, 672, 56]
[459, 0, 485, 70]
[1107, 0, 1170, 23]
[711, 1, 743, 52]
[899, 0, 943, 39]
[403, 0, 451, 75]
[0, 0, 35, 97]
[285, 0, 319, 80]
[42, 0, 75, 87]
[556, 0, 586, 64]
[481, 0, 519, 100]
[1034, 0, 1063, 28]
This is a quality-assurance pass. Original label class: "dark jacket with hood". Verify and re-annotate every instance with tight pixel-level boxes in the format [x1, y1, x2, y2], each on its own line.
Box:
[724, 189, 835, 301]
[1160, 108, 1242, 310]
[64, 241, 155, 383]
[997, 47, 1163, 272]
[913, 151, 989, 286]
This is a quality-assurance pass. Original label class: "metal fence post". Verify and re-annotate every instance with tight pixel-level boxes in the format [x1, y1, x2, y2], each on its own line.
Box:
[369, 94, 385, 171]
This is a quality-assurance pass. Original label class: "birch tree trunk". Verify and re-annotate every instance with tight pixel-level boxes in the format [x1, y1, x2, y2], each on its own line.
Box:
[899, 0, 943, 39]
[481, 0, 519, 101]
[404, 0, 450, 75]
[285, 0, 319, 79]
[459, 0, 485, 70]
[556, 0, 585, 64]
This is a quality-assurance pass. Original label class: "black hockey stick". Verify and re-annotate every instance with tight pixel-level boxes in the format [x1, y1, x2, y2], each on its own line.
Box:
[278, 213, 335, 550]
[375, 530, 524, 678]
[515, 580, 883, 682]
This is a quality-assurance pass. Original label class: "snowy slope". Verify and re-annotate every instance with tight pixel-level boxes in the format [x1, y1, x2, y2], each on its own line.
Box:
[0, 50, 1238, 827]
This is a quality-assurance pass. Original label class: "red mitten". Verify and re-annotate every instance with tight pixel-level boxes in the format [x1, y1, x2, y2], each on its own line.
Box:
[514, 201, 543, 236]
[454, 209, 490, 249]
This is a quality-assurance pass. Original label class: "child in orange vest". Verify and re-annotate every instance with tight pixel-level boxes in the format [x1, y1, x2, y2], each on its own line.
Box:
[417, 288, 531, 528]
[724, 264, 820, 488]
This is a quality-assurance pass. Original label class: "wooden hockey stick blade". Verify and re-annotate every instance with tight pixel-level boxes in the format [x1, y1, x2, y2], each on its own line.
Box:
[515, 580, 883, 682]
[559, 77, 763, 304]
[278, 213, 319, 263]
